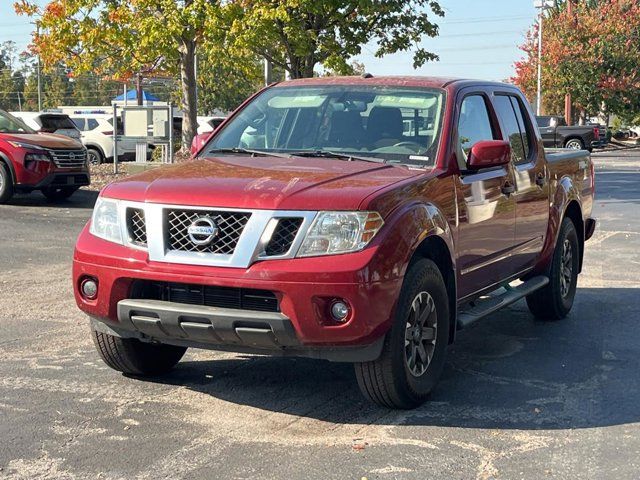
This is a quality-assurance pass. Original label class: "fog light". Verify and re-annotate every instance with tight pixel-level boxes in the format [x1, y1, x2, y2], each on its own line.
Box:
[80, 278, 98, 300]
[330, 300, 350, 322]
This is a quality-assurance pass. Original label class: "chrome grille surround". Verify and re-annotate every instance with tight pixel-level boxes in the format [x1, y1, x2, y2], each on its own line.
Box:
[49, 149, 87, 168]
[117, 200, 317, 268]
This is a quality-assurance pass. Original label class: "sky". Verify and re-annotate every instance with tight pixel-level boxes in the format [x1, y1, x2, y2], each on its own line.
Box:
[0, 0, 538, 82]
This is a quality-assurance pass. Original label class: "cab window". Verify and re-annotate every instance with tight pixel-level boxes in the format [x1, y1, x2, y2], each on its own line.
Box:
[494, 95, 533, 165]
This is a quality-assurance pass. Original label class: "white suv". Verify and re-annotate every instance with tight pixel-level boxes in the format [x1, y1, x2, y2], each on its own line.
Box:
[11, 112, 81, 140]
[70, 114, 136, 165]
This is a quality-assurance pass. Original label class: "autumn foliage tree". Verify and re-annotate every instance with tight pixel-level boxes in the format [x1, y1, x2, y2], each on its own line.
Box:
[513, 0, 640, 122]
[15, 0, 221, 149]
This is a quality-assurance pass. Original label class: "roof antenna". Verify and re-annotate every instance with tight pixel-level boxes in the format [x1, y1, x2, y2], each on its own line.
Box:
[361, 72, 374, 79]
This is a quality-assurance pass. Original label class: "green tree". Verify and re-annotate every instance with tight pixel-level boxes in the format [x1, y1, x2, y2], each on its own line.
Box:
[224, 0, 444, 79]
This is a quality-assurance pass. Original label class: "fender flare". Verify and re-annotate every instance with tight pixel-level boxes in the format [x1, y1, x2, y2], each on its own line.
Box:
[532, 174, 582, 275]
[379, 201, 457, 341]
[0, 151, 16, 185]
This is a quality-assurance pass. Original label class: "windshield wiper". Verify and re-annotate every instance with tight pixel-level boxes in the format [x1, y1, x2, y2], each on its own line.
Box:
[290, 150, 386, 164]
[204, 147, 291, 159]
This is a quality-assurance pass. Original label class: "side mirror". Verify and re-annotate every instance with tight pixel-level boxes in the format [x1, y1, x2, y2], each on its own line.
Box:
[190, 132, 211, 156]
[467, 140, 511, 169]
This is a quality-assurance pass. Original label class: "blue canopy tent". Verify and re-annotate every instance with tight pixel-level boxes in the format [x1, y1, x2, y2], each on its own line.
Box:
[113, 90, 161, 102]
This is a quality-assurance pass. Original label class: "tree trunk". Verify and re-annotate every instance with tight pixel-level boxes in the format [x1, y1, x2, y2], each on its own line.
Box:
[179, 38, 198, 152]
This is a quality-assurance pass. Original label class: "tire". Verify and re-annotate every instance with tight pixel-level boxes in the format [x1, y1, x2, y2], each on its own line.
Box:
[564, 138, 584, 150]
[42, 186, 79, 202]
[0, 161, 14, 204]
[87, 148, 103, 166]
[526, 217, 579, 320]
[354, 258, 450, 409]
[92, 328, 187, 376]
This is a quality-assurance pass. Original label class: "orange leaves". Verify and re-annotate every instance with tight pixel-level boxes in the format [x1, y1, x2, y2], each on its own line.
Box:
[43, 1, 65, 19]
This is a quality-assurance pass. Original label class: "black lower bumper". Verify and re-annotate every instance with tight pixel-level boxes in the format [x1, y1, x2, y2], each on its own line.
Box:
[18, 171, 90, 192]
[91, 299, 384, 362]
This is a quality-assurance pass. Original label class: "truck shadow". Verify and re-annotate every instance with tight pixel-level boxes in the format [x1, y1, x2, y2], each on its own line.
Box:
[7, 188, 98, 209]
[151, 286, 640, 430]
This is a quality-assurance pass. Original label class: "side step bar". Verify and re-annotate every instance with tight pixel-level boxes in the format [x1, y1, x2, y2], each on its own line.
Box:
[457, 276, 549, 329]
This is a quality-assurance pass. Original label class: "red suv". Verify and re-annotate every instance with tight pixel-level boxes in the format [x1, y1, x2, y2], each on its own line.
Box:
[0, 110, 90, 203]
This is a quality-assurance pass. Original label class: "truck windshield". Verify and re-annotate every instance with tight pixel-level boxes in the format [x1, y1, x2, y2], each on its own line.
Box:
[204, 85, 445, 166]
[0, 110, 35, 134]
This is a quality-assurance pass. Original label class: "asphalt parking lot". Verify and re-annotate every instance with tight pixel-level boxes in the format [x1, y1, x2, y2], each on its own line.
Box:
[1, 149, 639, 480]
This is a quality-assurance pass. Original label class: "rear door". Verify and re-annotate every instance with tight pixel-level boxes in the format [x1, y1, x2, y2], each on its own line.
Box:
[536, 116, 556, 147]
[492, 91, 549, 271]
[454, 89, 518, 298]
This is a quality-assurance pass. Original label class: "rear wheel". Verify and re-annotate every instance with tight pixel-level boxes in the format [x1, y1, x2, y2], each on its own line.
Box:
[87, 148, 103, 166]
[354, 258, 450, 409]
[42, 186, 79, 202]
[564, 138, 584, 150]
[0, 161, 14, 204]
[92, 328, 187, 376]
[526, 217, 579, 320]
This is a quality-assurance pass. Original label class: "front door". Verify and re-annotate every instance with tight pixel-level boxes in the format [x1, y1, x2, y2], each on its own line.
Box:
[454, 91, 517, 299]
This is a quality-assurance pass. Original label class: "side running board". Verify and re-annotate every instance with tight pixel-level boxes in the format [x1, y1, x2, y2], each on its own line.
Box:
[457, 276, 549, 329]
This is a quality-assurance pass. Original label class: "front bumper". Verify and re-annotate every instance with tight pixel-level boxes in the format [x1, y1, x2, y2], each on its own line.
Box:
[74, 225, 403, 360]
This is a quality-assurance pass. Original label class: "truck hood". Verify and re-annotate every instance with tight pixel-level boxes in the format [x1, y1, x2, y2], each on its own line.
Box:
[102, 155, 423, 210]
[3, 133, 83, 149]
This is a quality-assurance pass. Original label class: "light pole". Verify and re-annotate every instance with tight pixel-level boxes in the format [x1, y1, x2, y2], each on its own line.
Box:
[533, 0, 556, 116]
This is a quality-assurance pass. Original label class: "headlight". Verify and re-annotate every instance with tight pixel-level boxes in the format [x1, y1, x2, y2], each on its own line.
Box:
[7, 141, 49, 152]
[298, 211, 384, 257]
[90, 197, 122, 244]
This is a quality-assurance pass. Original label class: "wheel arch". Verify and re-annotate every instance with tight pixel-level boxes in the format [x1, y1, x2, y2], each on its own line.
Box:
[563, 136, 585, 148]
[84, 143, 106, 159]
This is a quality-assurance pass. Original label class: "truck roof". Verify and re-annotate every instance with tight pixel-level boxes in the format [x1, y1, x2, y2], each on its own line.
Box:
[276, 75, 514, 90]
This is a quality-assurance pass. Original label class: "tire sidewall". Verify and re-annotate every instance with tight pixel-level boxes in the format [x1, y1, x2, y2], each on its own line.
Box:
[552, 218, 579, 314]
[388, 259, 450, 403]
[0, 162, 13, 203]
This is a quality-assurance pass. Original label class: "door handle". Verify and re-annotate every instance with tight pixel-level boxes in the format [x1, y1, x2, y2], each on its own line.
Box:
[501, 183, 515, 196]
[536, 173, 546, 187]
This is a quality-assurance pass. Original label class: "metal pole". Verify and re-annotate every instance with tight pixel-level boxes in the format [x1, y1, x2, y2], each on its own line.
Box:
[36, 25, 42, 111]
[113, 104, 118, 174]
[536, 7, 543, 116]
[264, 58, 272, 87]
[168, 104, 174, 164]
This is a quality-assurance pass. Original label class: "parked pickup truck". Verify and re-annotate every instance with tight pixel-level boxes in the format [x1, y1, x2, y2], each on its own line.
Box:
[0, 109, 89, 203]
[73, 76, 595, 409]
[536, 115, 601, 150]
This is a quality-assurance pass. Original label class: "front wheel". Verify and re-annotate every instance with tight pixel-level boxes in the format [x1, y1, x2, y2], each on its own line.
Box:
[87, 148, 103, 166]
[354, 258, 450, 409]
[92, 328, 187, 376]
[526, 217, 579, 320]
[42, 186, 79, 202]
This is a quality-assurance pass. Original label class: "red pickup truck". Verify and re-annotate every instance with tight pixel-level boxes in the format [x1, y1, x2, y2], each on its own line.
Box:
[73, 76, 595, 409]
[0, 110, 89, 203]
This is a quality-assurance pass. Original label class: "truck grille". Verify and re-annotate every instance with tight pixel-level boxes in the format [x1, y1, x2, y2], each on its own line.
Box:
[50, 149, 87, 168]
[264, 218, 303, 256]
[126, 208, 147, 247]
[131, 281, 279, 312]
[166, 209, 251, 254]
